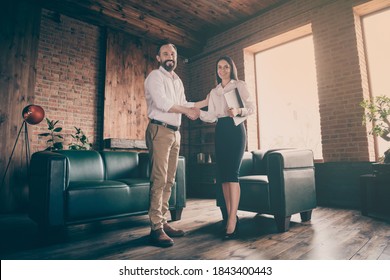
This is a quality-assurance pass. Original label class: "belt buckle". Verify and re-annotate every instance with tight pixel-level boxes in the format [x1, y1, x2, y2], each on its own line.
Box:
[162, 122, 168, 128]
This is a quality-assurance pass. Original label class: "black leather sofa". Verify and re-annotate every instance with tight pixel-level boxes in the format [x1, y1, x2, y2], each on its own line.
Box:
[217, 149, 317, 232]
[28, 150, 186, 230]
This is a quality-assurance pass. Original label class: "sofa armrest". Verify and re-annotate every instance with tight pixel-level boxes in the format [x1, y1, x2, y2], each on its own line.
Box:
[29, 151, 67, 227]
[175, 156, 186, 208]
[267, 149, 317, 216]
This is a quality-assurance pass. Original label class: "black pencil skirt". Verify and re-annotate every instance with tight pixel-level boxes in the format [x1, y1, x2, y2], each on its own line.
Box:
[215, 117, 246, 183]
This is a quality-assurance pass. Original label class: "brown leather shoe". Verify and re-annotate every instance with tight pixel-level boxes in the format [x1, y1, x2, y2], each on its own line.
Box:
[163, 223, 185, 237]
[150, 228, 174, 247]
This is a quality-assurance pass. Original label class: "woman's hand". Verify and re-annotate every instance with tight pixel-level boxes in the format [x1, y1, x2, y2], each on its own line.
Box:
[227, 108, 241, 117]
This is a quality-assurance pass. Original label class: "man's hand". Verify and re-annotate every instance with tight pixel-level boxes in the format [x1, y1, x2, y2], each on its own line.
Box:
[186, 107, 200, 120]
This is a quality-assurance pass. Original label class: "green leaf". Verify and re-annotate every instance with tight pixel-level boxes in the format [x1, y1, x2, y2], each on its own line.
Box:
[53, 142, 63, 150]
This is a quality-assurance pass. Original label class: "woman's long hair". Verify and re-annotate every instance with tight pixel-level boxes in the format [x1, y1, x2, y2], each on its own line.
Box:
[215, 56, 238, 85]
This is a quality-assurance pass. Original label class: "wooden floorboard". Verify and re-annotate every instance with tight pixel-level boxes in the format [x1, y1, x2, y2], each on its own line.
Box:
[1, 198, 389, 260]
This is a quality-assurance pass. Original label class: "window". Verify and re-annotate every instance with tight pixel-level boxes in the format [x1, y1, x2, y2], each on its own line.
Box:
[362, 8, 390, 158]
[255, 35, 323, 159]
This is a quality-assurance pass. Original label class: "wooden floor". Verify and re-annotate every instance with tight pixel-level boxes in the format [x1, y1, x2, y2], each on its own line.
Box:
[1, 198, 389, 260]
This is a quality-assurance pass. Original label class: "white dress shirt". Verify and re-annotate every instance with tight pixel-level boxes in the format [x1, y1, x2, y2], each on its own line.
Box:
[200, 79, 255, 123]
[145, 66, 194, 127]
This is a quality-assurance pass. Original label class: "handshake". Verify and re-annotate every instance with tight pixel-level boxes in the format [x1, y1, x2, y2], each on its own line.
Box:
[185, 107, 201, 120]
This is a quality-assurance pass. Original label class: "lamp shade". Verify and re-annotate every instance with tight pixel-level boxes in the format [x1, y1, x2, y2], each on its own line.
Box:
[22, 105, 45, 125]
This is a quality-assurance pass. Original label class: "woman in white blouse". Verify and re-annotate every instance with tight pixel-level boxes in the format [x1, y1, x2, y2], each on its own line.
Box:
[197, 56, 255, 239]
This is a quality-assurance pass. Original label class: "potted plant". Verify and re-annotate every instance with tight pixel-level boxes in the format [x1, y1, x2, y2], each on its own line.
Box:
[38, 118, 64, 150]
[68, 127, 92, 150]
[360, 95, 390, 173]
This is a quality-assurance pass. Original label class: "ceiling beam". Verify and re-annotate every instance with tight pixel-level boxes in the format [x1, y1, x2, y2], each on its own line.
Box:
[31, 0, 204, 55]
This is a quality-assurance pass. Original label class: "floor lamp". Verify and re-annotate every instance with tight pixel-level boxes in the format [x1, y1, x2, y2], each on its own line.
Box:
[1, 105, 45, 188]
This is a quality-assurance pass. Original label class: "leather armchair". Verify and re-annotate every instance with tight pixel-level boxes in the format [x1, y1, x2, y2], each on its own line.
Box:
[217, 149, 317, 232]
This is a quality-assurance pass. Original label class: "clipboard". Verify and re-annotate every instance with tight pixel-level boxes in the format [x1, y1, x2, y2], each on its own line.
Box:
[224, 88, 247, 126]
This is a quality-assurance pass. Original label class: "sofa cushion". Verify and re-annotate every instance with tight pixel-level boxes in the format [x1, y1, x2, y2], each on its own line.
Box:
[118, 178, 150, 187]
[100, 151, 140, 180]
[56, 150, 104, 182]
[117, 178, 177, 213]
[116, 179, 150, 213]
[239, 175, 269, 183]
[66, 180, 131, 221]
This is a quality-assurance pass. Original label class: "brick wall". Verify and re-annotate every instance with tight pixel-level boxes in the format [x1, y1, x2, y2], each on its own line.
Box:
[32, 9, 105, 152]
[187, 0, 377, 162]
[31, 10, 190, 154]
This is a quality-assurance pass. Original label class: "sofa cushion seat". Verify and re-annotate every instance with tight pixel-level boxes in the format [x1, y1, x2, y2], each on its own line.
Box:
[116, 178, 177, 212]
[66, 180, 131, 221]
[117, 178, 150, 187]
[239, 175, 269, 183]
[116, 178, 150, 213]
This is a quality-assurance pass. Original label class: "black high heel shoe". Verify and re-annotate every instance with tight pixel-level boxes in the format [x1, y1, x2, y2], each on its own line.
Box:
[224, 216, 239, 240]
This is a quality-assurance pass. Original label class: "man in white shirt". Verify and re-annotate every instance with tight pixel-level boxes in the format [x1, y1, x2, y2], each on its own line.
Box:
[145, 42, 200, 247]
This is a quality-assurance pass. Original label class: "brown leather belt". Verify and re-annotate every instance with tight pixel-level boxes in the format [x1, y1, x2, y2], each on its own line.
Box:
[151, 119, 180, 131]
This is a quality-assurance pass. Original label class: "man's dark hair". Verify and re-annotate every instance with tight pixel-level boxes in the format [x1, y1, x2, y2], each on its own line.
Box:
[156, 41, 177, 55]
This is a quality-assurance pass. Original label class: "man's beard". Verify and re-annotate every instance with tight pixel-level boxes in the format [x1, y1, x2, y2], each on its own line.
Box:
[162, 60, 175, 72]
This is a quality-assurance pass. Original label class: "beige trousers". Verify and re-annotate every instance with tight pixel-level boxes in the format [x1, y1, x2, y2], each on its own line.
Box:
[145, 122, 181, 231]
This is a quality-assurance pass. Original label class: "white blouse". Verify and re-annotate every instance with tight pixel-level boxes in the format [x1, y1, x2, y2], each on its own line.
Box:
[200, 79, 255, 123]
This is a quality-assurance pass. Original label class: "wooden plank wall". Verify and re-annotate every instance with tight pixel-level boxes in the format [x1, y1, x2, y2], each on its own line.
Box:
[0, 0, 41, 212]
[104, 31, 157, 141]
